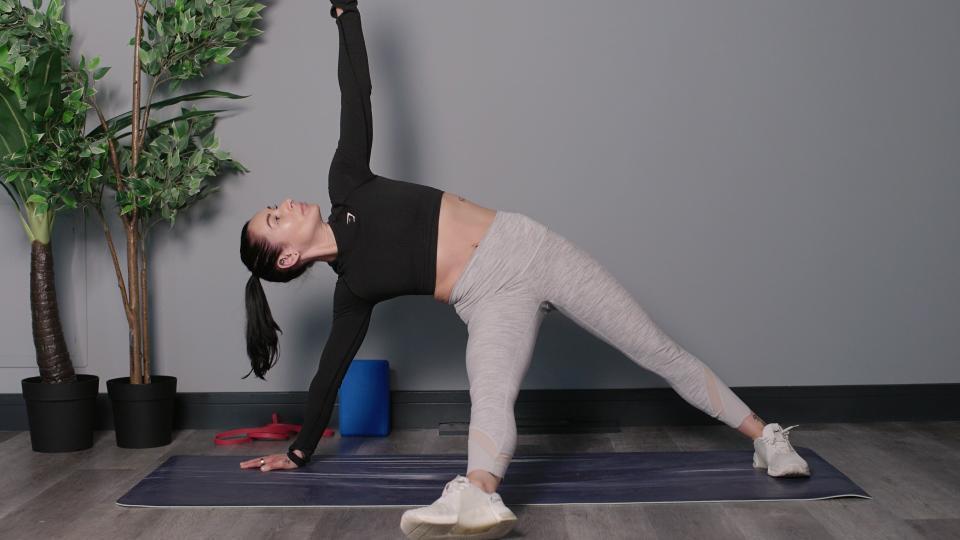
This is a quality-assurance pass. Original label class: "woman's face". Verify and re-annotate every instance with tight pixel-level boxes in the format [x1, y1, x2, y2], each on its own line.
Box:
[247, 198, 324, 268]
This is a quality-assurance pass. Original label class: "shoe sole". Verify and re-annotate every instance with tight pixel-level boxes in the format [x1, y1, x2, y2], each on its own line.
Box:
[400, 513, 455, 539]
[400, 513, 517, 540]
[752, 451, 811, 477]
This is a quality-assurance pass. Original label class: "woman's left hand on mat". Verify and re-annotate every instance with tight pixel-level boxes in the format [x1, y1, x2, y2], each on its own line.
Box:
[240, 453, 298, 472]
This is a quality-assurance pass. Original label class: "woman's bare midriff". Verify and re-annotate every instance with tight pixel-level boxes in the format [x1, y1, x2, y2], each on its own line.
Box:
[433, 191, 497, 304]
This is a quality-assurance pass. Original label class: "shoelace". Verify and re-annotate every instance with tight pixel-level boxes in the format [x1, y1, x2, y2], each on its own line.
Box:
[443, 476, 472, 496]
[767, 424, 800, 454]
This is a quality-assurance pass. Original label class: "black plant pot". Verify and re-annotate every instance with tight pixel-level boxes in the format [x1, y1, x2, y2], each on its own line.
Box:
[106, 375, 177, 449]
[21, 374, 100, 453]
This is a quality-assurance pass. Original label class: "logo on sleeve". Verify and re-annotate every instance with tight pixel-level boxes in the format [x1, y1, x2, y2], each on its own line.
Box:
[346, 212, 356, 224]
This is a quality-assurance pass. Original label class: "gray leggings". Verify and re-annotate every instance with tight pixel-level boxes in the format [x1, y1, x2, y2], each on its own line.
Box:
[448, 211, 753, 478]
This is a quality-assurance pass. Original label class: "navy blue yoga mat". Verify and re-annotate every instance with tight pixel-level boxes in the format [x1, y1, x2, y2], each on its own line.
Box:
[117, 447, 869, 507]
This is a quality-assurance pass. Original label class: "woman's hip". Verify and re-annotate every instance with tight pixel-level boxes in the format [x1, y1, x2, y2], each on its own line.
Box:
[449, 211, 549, 319]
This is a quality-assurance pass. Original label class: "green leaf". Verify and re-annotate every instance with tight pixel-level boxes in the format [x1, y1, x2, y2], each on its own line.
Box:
[86, 90, 247, 137]
[26, 193, 46, 204]
[188, 148, 203, 168]
[27, 49, 63, 120]
[210, 46, 235, 58]
[138, 47, 154, 66]
[0, 83, 30, 156]
[93, 66, 110, 80]
[46, 0, 64, 21]
[32, 0, 41, 9]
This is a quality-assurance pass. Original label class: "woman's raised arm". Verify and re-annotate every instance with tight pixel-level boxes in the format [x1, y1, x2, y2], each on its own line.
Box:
[328, 0, 376, 205]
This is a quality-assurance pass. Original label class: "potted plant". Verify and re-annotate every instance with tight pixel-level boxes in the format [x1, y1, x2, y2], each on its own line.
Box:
[1, 0, 102, 452]
[79, 0, 264, 448]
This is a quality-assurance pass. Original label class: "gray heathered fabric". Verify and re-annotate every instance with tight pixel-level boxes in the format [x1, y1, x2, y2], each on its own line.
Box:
[450, 211, 752, 477]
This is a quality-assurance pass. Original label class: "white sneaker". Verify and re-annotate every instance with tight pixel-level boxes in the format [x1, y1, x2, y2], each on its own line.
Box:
[399, 475, 517, 540]
[400, 475, 470, 539]
[455, 481, 518, 539]
[752, 423, 811, 477]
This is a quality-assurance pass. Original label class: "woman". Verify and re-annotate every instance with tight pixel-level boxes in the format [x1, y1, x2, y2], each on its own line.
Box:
[238, 2, 810, 539]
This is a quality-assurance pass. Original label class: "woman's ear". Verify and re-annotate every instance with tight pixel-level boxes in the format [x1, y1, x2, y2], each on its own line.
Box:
[278, 251, 299, 269]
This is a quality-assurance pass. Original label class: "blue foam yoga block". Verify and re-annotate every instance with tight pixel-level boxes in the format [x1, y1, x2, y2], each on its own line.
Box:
[338, 359, 390, 436]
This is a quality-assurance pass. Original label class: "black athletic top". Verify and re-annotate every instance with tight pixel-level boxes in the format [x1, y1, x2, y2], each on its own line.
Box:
[288, 1, 444, 463]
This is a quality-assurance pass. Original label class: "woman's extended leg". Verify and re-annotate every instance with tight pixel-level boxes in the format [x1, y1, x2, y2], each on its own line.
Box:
[399, 213, 546, 539]
[460, 289, 550, 494]
[527, 228, 757, 435]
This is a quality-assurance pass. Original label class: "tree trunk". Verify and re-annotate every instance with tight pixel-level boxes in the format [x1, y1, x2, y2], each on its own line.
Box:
[139, 227, 151, 384]
[31, 240, 76, 384]
[127, 1, 148, 385]
[126, 218, 142, 384]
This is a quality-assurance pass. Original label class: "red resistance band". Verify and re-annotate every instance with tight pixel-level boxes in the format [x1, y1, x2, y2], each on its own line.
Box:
[214, 412, 335, 445]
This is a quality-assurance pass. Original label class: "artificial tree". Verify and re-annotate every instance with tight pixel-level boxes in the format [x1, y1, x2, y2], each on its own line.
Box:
[0, 0, 98, 384]
[80, 0, 264, 386]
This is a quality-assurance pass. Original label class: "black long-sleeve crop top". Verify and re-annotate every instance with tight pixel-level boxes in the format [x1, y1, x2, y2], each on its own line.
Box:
[288, 1, 444, 463]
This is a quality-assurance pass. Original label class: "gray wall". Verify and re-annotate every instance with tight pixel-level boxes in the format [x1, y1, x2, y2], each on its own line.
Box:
[2, 0, 958, 395]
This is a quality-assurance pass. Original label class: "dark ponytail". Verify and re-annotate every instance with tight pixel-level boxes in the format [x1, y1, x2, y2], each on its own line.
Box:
[243, 274, 282, 379]
[240, 220, 314, 380]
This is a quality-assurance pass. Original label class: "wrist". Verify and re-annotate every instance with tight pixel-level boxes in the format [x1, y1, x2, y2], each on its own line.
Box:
[287, 448, 309, 467]
[329, 1, 358, 19]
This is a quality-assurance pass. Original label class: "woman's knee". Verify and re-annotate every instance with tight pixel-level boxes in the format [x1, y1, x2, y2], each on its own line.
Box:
[469, 388, 518, 429]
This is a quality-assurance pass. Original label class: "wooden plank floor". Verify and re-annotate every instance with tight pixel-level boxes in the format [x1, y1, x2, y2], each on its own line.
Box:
[0, 421, 957, 540]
